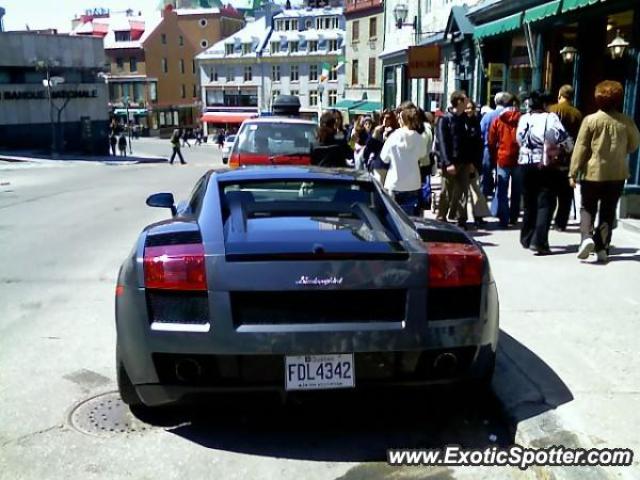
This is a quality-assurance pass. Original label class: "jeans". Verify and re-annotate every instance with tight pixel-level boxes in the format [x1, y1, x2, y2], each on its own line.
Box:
[520, 164, 557, 250]
[496, 166, 522, 227]
[553, 168, 574, 230]
[580, 180, 625, 252]
[481, 147, 495, 198]
[393, 190, 421, 217]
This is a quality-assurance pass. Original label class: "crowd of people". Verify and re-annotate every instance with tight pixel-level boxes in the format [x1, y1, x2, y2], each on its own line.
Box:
[310, 79, 640, 263]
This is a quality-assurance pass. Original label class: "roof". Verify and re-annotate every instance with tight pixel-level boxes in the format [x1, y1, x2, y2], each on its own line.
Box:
[197, 15, 269, 59]
[75, 13, 162, 50]
[212, 166, 371, 183]
[449, 5, 474, 35]
[175, 8, 221, 15]
[273, 7, 343, 18]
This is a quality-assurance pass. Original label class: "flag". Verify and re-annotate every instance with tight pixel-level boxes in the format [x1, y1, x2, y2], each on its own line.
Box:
[335, 54, 346, 71]
[319, 62, 331, 82]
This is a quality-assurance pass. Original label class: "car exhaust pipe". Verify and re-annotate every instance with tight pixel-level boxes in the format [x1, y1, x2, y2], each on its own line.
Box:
[175, 358, 202, 383]
[433, 352, 458, 375]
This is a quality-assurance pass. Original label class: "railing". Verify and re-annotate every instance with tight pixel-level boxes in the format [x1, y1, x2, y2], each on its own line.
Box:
[345, 0, 383, 14]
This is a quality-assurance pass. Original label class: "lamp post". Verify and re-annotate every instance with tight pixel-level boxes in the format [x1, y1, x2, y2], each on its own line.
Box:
[34, 59, 62, 156]
[124, 95, 133, 154]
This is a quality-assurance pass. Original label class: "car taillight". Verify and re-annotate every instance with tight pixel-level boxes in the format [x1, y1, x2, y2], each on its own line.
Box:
[229, 153, 240, 169]
[428, 242, 484, 288]
[144, 244, 206, 291]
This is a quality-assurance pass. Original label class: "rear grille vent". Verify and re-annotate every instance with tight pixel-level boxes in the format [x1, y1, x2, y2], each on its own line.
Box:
[427, 286, 481, 321]
[231, 290, 407, 326]
[146, 290, 209, 325]
[145, 230, 202, 247]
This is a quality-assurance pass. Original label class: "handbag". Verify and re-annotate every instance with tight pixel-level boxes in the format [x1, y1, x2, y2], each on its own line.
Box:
[542, 113, 561, 167]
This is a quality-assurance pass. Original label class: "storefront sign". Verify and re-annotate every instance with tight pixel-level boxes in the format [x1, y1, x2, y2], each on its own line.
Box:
[408, 46, 441, 79]
[2, 90, 98, 100]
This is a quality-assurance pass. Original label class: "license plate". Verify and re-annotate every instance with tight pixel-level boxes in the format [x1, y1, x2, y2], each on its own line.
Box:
[285, 354, 355, 391]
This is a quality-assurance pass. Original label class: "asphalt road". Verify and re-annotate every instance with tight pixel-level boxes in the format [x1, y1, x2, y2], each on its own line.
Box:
[1, 139, 639, 480]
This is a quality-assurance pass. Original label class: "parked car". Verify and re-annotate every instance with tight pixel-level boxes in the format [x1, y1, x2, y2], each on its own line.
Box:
[221, 134, 236, 164]
[115, 167, 499, 409]
[228, 118, 318, 168]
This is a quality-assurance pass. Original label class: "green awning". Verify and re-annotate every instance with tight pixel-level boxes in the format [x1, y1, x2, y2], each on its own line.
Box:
[524, 0, 561, 23]
[561, 0, 600, 13]
[350, 101, 382, 115]
[474, 12, 523, 40]
[334, 99, 364, 110]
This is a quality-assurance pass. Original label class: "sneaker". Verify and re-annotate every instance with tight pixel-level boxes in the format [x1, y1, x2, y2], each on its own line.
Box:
[596, 250, 608, 263]
[577, 239, 595, 260]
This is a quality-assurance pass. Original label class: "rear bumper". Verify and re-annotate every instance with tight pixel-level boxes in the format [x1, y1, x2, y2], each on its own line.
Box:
[134, 345, 496, 407]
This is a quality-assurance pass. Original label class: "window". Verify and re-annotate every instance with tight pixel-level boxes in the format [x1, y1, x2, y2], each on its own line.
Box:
[115, 31, 131, 42]
[272, 89, 281, 102]
[290, 65, 299, 82]
[199, 18, 208, 28]
[289, 41, 299, 53]
[150, 82, 157, 102]
[242, 43, 252, 54]
[181, 84, 186, 99]
[352, 20, 359, 43]
[225, 43, 234, 55]
[305, 19, 313, 29]
[227, 67, 233, 82]
[179, 59, 185, 74]
[308, 40, 318, 52]
[272, 65, 281, 81]
[192, 60, 196, 74]
[309, 90, 318, 106]
[210, 68, 216, 82]
[116, 57, 124, 70]
[290, 89, 299, 97]
[129, 57, 137, 72]
[369, 17, 377, 39]
[309, 64, 318, 81]
[201, 39, 209, 49]
[351, 59, 358, 85]
[328, 39, 338, 51]
[244, 66, 252, 82]
[161, 58, 168, 73]
[368, 57, 376, 85]
[193, 84, 197, 98]
[332, 17, 339, 29]
[426, 0, 432, 12]
[329, 65, 338, 81]
[161, 33, 167, 44]
[328, 90, 337, 106]
[179, 35, 184, 46]
[271, 41, 280, 53]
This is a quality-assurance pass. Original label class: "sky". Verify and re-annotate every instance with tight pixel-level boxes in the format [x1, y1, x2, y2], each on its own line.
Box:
[2, 1, 163, 33]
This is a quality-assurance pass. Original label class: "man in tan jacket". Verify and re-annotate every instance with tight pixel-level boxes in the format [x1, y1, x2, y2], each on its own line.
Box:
[570, 81, 640, 262]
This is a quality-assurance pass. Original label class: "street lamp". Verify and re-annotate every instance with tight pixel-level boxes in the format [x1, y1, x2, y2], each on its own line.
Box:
[607, 30, 629, 60]
[393, 2, 410, 29]
[33, 59, 62, 155]
[559, 46, 578, 64]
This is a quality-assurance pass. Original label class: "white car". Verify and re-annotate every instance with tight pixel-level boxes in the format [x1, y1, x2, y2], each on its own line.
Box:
[221, 135, 236, 164]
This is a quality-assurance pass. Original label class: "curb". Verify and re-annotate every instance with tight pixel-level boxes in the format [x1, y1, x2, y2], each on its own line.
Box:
[0, 154, 167, 165]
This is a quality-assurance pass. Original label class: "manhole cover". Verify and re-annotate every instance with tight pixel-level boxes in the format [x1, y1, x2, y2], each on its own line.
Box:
[69, 391, 152, 437]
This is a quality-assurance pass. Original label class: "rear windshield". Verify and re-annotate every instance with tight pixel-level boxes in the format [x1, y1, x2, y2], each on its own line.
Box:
[220, 180, 399, 242]
[235, 123, 317, 156]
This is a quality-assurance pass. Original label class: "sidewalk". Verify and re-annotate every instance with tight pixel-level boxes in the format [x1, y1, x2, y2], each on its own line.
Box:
[0, 149, 167, 164]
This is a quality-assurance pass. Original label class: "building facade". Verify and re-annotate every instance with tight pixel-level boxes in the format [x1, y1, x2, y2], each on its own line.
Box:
[74, 5, 243, 136]
[0, 32, 109, 154]
[380, 0, 480, 110]
[468, 0, 640, 216]
[197, 2, 346, 132]
[341, 0, 384, 118]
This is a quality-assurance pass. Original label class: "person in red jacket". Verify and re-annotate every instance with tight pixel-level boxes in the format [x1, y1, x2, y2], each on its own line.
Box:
[488, 93, 522, 228]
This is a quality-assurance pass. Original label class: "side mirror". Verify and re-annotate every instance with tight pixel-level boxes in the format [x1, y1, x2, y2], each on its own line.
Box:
[146, 192, 177, 216]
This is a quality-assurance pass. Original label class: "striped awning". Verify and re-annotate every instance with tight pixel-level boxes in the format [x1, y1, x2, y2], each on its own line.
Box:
[474, 12, 523, 40]
[523, 0, 561, 23]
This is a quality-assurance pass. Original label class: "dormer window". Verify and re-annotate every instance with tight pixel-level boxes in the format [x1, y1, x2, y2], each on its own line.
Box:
[315, 16, 337, 30]
[308, 40, 318, 52]
[271, 41, 281, 53]
[328, 39, 338, 51]
[115, 31, 131, 42]
[289, 41, 299, 53]
[225, 44, 234, 55]
[242, 43, 252, 54]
